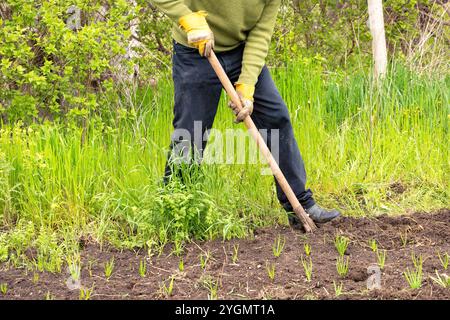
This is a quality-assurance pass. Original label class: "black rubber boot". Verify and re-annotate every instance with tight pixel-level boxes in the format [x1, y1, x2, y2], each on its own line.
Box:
[289, 205, 341, 229]
[306, 204, 341, 223]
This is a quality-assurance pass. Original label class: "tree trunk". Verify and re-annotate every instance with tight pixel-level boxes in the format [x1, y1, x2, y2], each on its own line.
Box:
[367, 0, 388, 79]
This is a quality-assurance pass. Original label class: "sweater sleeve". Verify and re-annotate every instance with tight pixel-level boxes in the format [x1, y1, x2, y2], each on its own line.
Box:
[238, 0, 281, 86]
[150, 0, 193, 23]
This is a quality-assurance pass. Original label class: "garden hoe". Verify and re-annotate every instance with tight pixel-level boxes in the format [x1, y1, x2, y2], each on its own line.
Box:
[207, 51, 317, 233]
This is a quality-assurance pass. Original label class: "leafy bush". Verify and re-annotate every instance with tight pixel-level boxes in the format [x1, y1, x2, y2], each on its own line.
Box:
[0, 220, 66, 271]
[35, 226, 64, 272]
[1, 0, 447, 125]
[152, 182, 222, 242]
[2, 220, 35, 264]
[0, 0, 135, 124]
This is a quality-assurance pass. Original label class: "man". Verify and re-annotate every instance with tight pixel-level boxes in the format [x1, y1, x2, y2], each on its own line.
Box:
[152, 0, 340, 226]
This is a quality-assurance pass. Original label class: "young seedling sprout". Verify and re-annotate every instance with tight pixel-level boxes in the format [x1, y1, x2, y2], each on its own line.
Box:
[369, 239, 378, 252]
[179, 258, 184, 272]
[266, 261, 276, 281]
[79, 286, 94, 300]
[33, 272, 39, 284]
[333, 281, 343, 297]
[67, 256, 81, 283]
[147, 240, 155, 259]
[437, 251, 449, 270]
[104, 257, 115, 280]
[201, 276, 219, 300]
[87, 260, 95, 278]
[172, 240, 184, 256]
[304, 243, 311, 257]
[403, 252, 423, 289]
[430, 271, 450, 288]
[45, 291, 54, 300]
[232, 244, 239, 264]
[0, 283, 7, 295]
[334, 235, 350, 257]
[376, 249, 387, 270]
[139, 259, 147, 278]
[336, 256, 350, 277]
[157, 242, 166, 257]
[400, 230, 409, 248]
[300, 255, 313, 282]
[272, 235, 286, 258]
[160, 276, 175, 298]
[199, 251, 211, 270]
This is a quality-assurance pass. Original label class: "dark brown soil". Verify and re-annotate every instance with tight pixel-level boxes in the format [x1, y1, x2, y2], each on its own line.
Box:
[1, 209, 449, 300]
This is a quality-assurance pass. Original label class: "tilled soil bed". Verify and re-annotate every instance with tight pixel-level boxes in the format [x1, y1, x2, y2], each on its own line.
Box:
[1, 209, 449, 300]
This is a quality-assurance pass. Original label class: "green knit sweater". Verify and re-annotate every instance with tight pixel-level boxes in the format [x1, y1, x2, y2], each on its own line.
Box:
[150, 0, 281, 86]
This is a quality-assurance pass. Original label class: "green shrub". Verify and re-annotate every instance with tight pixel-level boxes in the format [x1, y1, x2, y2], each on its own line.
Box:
[3, 220, 35, 265]
[0, 0, 135, 124]
[152, 181, 221, 242]
[35, 227, 64, 272]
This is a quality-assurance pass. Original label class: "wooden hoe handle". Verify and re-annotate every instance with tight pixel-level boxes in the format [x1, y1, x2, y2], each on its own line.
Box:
[207, 51, 317, 233]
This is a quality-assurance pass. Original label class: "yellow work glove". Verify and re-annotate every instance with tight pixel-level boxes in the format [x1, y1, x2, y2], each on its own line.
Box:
[179, 11, 214, 57]
[228, 83, 255, 123]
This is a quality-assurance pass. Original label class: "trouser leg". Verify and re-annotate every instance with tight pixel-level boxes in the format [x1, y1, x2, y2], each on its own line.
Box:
[249, 66, 316, 210]
[164, 42, 223, 181]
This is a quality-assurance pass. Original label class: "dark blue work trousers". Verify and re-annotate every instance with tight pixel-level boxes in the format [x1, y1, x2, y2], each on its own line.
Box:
[164, 42, 316, 211]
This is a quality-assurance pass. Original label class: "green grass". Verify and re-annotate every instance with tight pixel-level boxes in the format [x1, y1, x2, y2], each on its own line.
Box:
[159, 276, 175, 298]
[333, 281, 344, 297]
[403, 252, 423, 289]
[437, 251, 449, 270]
[139, 259, 147, 277]
[430, 271, 450, 288]
[104, 257, 115, 280]
[272, 235, 286, 258]
[0, 283, 8, 295]
[300, 255, 313, 282]
[336, 256, 350, 277]
[266, 261, 276, 281]
[376, 249, 387, 270]
[334, 235, 350, 257]
[0, 61, 448, 270]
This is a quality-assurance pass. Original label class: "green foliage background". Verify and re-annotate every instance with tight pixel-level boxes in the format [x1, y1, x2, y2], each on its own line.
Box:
[0, 0, 135, 124]
[1, 0, 448, 124]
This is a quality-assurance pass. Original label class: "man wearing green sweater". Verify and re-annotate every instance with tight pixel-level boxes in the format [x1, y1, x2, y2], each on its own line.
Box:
[152, 0, 340, 226]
